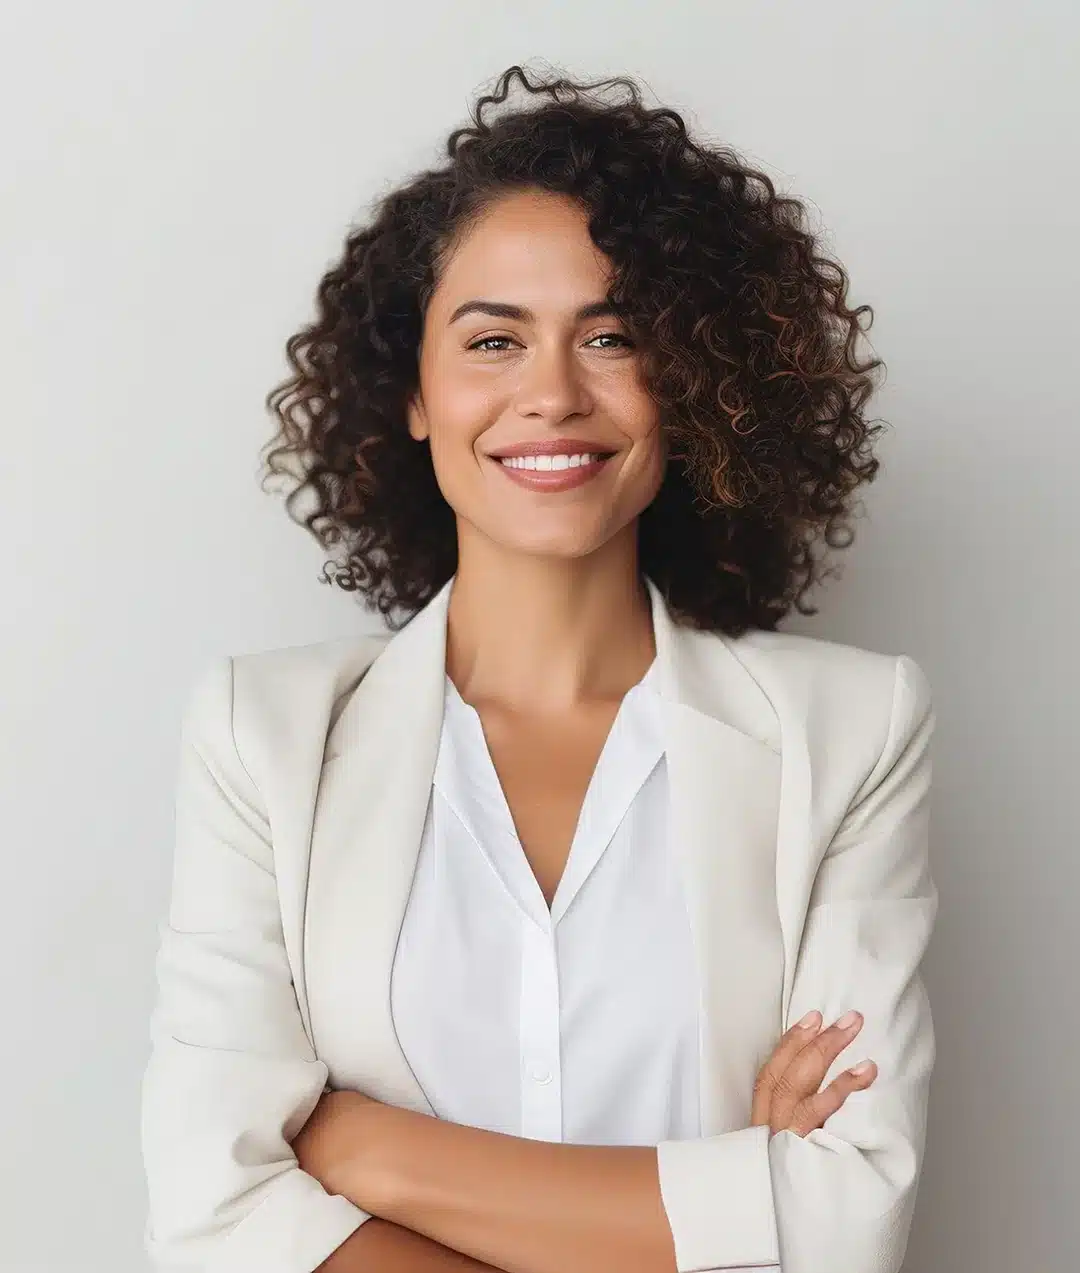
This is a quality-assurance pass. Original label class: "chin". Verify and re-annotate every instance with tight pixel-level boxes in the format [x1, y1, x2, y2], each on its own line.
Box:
[498, 532, 604, 561]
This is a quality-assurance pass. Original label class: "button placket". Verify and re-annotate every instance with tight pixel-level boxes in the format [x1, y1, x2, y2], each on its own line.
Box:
[518, 917, 562, 1140]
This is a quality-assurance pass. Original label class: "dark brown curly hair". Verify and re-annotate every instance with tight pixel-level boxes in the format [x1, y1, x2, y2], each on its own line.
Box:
[260, 63, 886, 636]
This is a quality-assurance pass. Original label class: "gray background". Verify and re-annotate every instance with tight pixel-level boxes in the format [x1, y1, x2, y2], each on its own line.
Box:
[2, 2, 1075, 1269]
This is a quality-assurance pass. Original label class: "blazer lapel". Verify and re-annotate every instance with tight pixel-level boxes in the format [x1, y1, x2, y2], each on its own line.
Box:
[303, 574, 794, 1136]
[303, 580, 453, 1115]
[645, 577, 787, 1135]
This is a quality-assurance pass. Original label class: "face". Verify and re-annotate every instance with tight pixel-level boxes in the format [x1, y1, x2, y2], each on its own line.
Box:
[406, 189, 666, 562]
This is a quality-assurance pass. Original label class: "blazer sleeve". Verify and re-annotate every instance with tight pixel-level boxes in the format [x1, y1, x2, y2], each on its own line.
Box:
[140, 655, 372, 1273]
[656, 653, 937, 1273]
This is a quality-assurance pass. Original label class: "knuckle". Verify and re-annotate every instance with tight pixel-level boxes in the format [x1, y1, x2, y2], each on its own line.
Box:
[771, 1070, 799, 1103]
[811, 1088, 842, 1120]
[769, 1042, 793, 1067]
[784, 1053, 821, 1091]
[811, 1034, 841, 1064]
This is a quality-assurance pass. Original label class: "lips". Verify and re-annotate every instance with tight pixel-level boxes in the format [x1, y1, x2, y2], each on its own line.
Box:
[489, 451, 614, 493]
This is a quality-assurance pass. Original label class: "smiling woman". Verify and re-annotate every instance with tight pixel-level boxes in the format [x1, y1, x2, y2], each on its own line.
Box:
[140, 62, 936, 1273]
[257, 63, 885, 638]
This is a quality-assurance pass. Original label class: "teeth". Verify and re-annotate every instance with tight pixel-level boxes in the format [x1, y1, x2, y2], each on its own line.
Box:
[498, 453, 604, 470]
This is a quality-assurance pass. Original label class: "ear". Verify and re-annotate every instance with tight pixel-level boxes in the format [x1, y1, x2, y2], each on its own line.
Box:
[406, 391, 430, 443]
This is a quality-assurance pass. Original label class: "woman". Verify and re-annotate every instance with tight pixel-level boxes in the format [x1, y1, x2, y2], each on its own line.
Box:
[141, 66, 937, 1273]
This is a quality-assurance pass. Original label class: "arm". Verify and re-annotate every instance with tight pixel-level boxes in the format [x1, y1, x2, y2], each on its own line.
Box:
[141, 656, 372, 1273]
[311, 1094, 679, 1273]
[291, 1090, 514, 1272]
[657, 653, 938, 1273]
[315, 1218, 508, 1272]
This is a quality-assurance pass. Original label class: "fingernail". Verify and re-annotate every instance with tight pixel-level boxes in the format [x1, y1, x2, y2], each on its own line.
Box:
[797, 1010, 822, 1029]
[850, 1060, 874, 1077]
[835, 1010, 861, 1030]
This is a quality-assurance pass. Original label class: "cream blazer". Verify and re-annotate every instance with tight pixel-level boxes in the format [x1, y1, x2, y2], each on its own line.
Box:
[141, 573, 938, 1273]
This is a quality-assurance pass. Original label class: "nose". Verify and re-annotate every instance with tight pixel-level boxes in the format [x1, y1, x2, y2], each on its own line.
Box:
[512, 342, 594, 421]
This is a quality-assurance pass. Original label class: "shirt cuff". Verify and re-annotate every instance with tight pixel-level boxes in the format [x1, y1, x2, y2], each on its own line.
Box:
[656, 1123, 779, 1272]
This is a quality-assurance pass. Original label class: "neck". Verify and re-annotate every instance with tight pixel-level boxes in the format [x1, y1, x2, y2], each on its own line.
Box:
[445, 525, 656, 715]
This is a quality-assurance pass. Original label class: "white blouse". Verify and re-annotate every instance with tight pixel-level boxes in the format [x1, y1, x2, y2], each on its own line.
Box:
[388, 653, 705, 1153]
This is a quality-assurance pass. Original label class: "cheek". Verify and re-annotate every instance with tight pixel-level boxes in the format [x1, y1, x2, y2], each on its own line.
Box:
[610, 437, 666, 523]
[425, 415, 491, 510]
[425, 378, 497, 461]
[622, 424, 667, 490]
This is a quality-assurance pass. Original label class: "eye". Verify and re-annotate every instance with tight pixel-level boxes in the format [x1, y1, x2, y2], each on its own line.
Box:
[465, 331, 635, 354]
[586, 331, 635, 351]
[466, 335, 517, 353]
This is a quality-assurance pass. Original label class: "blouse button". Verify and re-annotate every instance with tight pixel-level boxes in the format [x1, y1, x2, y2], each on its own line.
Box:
[528, 1065, 553, 1085]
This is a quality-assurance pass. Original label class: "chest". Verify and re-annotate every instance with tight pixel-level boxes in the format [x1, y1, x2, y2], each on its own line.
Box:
[299, 637, 796, 1133]
[389, 750, 703, 1144]
[471, 701, 623, 907]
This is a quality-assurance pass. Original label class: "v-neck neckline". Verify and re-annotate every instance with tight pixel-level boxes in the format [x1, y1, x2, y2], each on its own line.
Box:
[436, 659, 664, 929]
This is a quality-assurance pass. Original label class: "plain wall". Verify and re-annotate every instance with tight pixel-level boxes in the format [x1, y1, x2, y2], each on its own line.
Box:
[2, 2, 1076, 1269]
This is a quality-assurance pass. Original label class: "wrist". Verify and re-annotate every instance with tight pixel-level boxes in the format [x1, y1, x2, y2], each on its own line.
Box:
[330, 1093, 415, 1215]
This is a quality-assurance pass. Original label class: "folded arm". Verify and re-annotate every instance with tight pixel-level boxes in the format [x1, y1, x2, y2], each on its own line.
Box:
[304, 1092, 680, 1273]
[657, 653, 938, 1273]
[334, 654, 936, 1273]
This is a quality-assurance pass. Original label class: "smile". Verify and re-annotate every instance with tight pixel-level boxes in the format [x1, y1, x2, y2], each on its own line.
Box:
[490, 452, 614, 492]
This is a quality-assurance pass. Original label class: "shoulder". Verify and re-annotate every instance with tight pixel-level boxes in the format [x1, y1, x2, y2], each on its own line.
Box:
[229, 630, 393, 691]
[723, 626, 934, 778]
[732, 626, 931, 701]
[178, 630, 393, 762]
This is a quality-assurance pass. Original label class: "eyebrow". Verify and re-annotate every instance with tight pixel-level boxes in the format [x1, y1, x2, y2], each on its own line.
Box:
[447, 299, 621, 326]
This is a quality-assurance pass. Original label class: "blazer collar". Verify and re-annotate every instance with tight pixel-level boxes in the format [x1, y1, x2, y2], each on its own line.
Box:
[306, 573, 793, 1136]
[327, 572, 779, 760]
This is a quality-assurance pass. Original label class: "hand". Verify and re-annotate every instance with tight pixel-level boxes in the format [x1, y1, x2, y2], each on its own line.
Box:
[291, 1088, 387, 1200]
[751, 1010, 877, 1138]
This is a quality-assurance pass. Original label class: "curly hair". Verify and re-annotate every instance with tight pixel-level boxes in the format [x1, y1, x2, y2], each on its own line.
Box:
[260, 63, 886, 636]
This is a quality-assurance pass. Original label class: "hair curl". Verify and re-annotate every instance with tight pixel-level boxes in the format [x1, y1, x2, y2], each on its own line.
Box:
[260, 63, 887, 635]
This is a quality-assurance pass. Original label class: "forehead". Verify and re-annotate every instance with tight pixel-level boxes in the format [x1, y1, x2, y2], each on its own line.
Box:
[431, 190, 613, 308]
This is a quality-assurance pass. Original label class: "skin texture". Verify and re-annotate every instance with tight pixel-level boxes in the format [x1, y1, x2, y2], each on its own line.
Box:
[292, 189, 876, 1273]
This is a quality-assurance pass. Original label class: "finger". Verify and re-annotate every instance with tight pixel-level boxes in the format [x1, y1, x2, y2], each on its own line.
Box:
[786, 1059, 877, 1137]
[766, 1010, 866, 1130]
[751, 1011, 823, 1126]
[782, 1010, 865, 1094]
